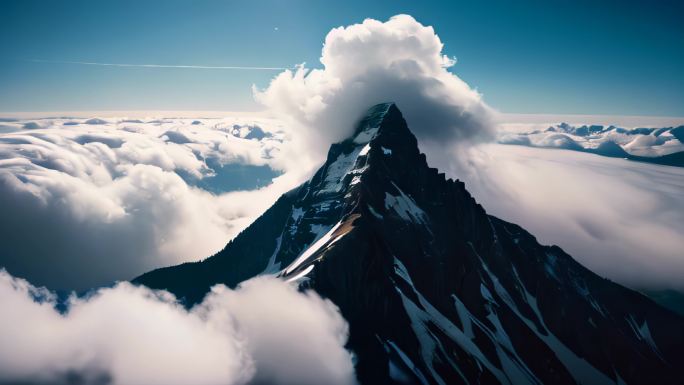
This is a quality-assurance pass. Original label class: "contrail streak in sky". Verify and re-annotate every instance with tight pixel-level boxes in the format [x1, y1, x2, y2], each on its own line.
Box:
[27, 59, 292, 70]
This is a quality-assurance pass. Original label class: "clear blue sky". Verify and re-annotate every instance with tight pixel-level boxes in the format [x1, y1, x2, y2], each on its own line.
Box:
[1, 0, 682, 115]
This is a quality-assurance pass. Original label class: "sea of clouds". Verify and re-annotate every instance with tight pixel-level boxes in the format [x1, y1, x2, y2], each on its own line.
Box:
[0, 116, 305, 289]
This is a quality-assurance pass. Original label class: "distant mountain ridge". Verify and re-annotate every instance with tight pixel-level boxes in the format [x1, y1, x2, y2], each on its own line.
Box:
[499, 122, 684, 167]
[136, 103, 684, 385]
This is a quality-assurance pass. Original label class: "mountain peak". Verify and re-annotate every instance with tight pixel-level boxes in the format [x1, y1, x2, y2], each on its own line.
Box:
[304, 102, 422, 202]
[350, 102, 408, 144]
[135, 103, 684, 385]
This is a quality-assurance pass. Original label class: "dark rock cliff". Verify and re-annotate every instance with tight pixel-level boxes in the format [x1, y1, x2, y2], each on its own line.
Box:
[136, 103, 684, 385]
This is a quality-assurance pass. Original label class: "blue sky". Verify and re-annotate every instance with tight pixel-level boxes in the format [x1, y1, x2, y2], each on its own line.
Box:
[1, 0, 682, 115]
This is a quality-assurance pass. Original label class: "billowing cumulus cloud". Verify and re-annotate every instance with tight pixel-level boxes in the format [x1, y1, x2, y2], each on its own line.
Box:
[0, 269, 356, 385]
[0, 117, 305, 290]
[254, 14, 496, 170]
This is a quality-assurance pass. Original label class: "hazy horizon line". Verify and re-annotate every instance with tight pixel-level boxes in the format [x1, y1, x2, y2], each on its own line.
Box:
[2, 110, 684, 127]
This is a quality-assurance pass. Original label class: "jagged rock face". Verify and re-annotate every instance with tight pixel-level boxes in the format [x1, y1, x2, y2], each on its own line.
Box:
[135, 103, 684, 385]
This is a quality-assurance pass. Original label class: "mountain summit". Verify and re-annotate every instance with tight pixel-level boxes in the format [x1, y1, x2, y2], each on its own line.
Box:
[136, 103, 684, 385]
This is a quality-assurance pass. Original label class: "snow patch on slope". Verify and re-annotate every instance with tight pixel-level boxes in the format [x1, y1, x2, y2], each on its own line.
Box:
[317, 141, 371, 196]
[626, 315, 663, 358]
[284, 222, 342, 275]
[262, 234, 283, 275]
[385, 184, 429, 226]
[318, 148, 364, 195]
[383, 339, 430, 385]
[392, 258, 509, 384]
[474, 248, 615, 385]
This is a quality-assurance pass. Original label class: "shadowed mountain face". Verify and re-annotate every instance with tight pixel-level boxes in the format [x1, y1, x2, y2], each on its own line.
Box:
[135, 103, 684, 385]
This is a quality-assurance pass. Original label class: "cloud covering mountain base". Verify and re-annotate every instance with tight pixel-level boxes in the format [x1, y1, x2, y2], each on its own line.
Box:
[0, 270, 356, 385]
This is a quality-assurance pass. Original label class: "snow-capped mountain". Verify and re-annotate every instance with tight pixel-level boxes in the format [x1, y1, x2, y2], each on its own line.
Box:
[498, 123, 684, 167]
[136, 103, 684, 384]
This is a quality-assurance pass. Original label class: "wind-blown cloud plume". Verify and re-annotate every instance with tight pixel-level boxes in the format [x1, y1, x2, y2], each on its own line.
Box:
[254, 14, 496, 171]
[0, 269, 356, 385]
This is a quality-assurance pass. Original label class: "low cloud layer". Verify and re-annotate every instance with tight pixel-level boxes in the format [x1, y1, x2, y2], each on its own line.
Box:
[432, 143, 684, 292]
[254, 14, 495, 169]
[0, 269, 356, 385]
[0, 117, 305, 290]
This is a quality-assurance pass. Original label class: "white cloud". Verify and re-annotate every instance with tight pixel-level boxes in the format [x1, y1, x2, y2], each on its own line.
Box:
[0, 269, 356, 385]
[254, 14, 496, 172]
